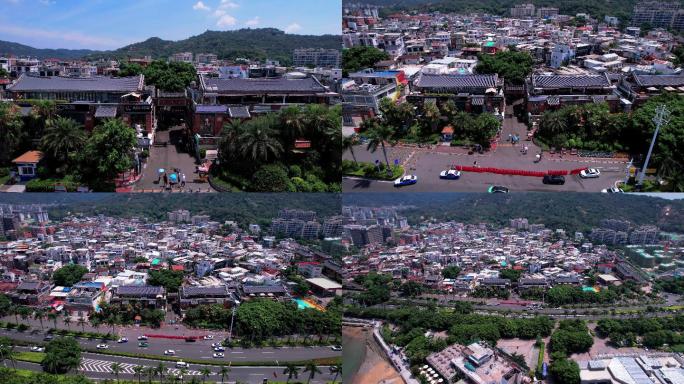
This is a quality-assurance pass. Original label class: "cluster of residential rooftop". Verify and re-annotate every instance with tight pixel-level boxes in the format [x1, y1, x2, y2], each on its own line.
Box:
[0, 204, 343, 319]
[341, 206, 684, 296]
[341, 1, 684, 131]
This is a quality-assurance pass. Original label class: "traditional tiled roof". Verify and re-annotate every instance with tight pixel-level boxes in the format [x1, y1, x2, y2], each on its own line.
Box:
[633, 74, 684, 87]
[116, 285, 165, 297]
[196, 105, 228, 114]
[7, 74, 144, 92]
[181, 285, 231, 297]
[202, 75, 326, 94]
[12, 151, 44, 164]
[241, 284, 286, 294]
[94, 105, 118, 118]
[532, 74, 611, 88]
[414, 73, 500, 89]
[228, 106, 251, 118]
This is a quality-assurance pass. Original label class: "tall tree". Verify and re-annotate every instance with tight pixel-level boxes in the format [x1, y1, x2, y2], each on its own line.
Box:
[304, 361, 321, 384]
[0, 103, 25, 165]
[366, 121, 395, 170]
[283, 363, 300, 383]
[40, 117, 86, 172]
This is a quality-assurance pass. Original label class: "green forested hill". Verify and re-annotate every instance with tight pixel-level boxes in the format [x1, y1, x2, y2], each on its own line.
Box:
[342, 193, 684, 233]
[0, 40, 96, 59]
[88, 29, 342, 65]
[0, 29, 341, 64]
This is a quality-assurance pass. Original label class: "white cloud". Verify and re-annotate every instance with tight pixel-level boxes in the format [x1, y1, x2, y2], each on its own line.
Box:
[284, 23, 302, 33]
[219, 0, 238, 8]
[0, 23, 127, 49]
[39, 0, 55, 4]
[192, 1, 210, 11]
[216, 14, 237, 27]
[212, 9, 226, 17]
[245, 16, 260, 26]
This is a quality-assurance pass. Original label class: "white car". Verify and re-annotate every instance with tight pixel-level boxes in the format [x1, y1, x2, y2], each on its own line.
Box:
[211, 342, 222, 348]
[175, 361, 189, 369]
[394, 175, 417, 187]
[601, 186, 624, 193]
[164, 350, 176, 356]
[213, 346, 225, 352]
[213, 352, 225, 358]
[96, 344, 109, 350]
[439, 169, 461, 180]
[137, 336, 148, 341]
[331, 345, 342, 351]
[579, 168, 601, 178]
[117, 337, 128, 343]
[30, 346, 44, 352]
[203, 335, 214, 340]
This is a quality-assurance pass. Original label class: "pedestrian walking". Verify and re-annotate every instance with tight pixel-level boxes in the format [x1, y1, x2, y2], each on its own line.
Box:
[181, 173, 186, 187]
[163, 173, 168, 187]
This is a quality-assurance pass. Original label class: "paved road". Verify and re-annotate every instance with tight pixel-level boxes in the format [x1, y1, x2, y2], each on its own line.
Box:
[134, 125, 216, 192]
[11, 350, 336, 383]
[344, 106, 628, 192]
[0, 327, 340, 363]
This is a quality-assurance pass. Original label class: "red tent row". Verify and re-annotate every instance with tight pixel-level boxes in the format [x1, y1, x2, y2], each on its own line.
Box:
[454, 165, 588, 177]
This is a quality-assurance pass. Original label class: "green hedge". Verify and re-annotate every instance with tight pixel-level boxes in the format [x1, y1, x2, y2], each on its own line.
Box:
[25, 178, 80, 192]
[342, 160, 403, 180]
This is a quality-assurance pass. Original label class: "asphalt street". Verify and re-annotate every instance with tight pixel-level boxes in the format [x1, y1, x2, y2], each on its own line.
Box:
[10, 350, 336, 383]
[0, 327, 340, 363]
[344, 106, 629, 192]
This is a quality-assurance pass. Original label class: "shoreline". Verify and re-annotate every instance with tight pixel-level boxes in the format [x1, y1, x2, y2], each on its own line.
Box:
[344, 325, 404, 384]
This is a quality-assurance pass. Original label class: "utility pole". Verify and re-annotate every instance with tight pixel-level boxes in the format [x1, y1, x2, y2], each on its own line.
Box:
[638, 104, 669, 188]
[228, 300, 239, 342]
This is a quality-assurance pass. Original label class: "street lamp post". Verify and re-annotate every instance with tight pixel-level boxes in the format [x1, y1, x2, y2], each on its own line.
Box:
[228, 299, 239, 342]
[638, 104, 669, 188]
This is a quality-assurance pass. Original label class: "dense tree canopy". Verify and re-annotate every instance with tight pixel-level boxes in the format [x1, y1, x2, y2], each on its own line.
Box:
[342, 46, 390, 75]
[41, 337, 82, 374]
[147, 269, 184, 293]
[475, 51, 534, 84]
[549, 358, 581, 384]
[52, 264, 88, 287]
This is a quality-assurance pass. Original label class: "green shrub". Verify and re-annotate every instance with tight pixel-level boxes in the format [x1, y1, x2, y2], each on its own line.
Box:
[199, 148, 207, 159]
[250, 164, 290, 192]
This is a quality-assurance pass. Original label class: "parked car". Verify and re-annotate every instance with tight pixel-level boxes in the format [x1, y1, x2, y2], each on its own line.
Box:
[542, 175, 565, 185]
[30, 346, 44, 352]
[96, 344, 109, 350]
[394, 175, 417, 187]
[439, 169, 461, 180]
[579, 168, 601, 178]
[487, 185, 509, 193]
[164, 350, 175, 356]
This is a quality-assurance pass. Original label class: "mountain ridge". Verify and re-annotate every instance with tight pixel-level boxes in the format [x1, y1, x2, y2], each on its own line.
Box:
[0, 28, 341, 65]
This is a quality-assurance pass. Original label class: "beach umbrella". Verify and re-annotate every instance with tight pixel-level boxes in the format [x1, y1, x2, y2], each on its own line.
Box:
[158, 168, 165, 173]
[423, 365, 429, 369]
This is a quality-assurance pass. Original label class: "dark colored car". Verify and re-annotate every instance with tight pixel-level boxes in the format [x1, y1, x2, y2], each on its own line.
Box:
[487, 185, 509, 193]
[543, 175, 565, 185]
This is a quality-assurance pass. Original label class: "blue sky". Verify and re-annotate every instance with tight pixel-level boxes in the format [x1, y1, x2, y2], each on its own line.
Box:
[0, 0, 341, 50]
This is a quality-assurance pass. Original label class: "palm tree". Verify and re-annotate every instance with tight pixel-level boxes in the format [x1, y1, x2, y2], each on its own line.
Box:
[146, 366, 157, 384]
[199, 367, 212, 383]
[40, 117, 86, 169]
[237, 120, 284, 164]
[304, 362, 321, 384]
[329, 363, 342, 383]
[18, 306, 31, 324]
[157, 362, 166, 384]
[342, 135, 358, 164]
[63, 315, 72, 330]
[283, 363, 300, 383]
[0, 104, 25, 164]
[47, 312, 59, 330]
[33, 308, 46, 331]
[10, 305, 19, 324]
[111, 362, 122, 383]
[366, 122, 395, 171]
[77, 316, 87, 333]
[178, 367, 189, 384]
[133, 365, 145, 384]
[0, 344, 18, 370]
[218, 365, 231, 384]
[280, 105, 306, 143]
[541, 111, 566, 137]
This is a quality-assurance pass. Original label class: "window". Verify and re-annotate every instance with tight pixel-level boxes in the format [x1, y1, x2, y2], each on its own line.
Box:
[20, 166, 34, 175]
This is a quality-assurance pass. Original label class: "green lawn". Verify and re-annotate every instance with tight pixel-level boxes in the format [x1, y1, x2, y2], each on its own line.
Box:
[14, 351, 45, 363]
[342, 160, 404, 180]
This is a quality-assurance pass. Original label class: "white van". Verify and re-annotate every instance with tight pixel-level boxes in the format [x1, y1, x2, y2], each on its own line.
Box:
[175, 361, 189, 369]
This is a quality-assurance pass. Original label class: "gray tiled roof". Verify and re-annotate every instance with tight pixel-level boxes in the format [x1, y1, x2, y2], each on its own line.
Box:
[241, 285, 286, 294]
[116, 285, 165, 297]
[8, 74, 143, 92]
[94, 105, 118, 118]
[228, 106, 251, 118]
[414, 74, 500, 89]
[181, 285, 231, 297]
[196, 105, 228, 114]
[532, 74, 611, 88]
[202, 75, 326, 94]
[633, 74, 684, 87]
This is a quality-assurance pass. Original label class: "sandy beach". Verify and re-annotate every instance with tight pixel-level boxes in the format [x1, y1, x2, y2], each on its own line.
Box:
[344, 325, 404, 384]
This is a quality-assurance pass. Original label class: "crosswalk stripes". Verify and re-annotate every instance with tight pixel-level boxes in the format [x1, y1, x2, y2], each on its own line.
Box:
[79, 358, 204, 376]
